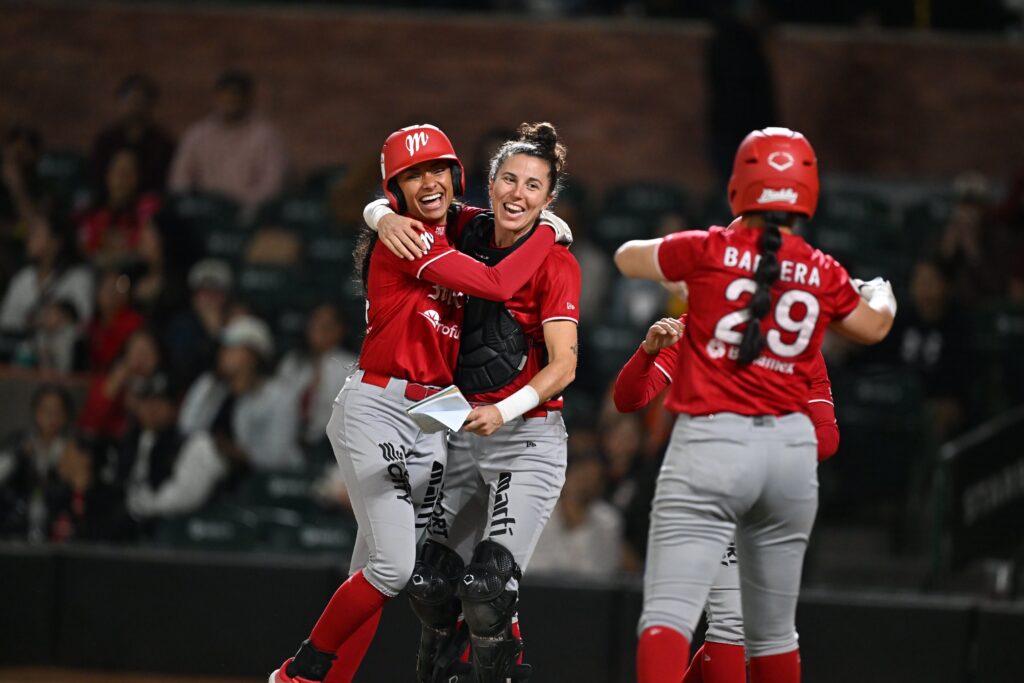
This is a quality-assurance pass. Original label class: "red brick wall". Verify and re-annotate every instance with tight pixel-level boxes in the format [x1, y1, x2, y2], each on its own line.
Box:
[2, 3, 1023, 199]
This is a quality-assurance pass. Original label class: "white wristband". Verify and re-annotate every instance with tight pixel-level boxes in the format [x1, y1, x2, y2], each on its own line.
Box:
[363, 198, 394, 231]
[495, 386, 541, 424]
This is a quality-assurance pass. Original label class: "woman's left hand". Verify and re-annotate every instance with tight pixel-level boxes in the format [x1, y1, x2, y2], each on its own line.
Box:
[463, 405, 505, 436]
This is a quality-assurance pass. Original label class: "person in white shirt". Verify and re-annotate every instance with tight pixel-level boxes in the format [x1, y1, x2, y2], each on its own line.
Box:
[179, 314, 302, 470]
[123, 372, 226, 523]
[276, 303, 356, 450]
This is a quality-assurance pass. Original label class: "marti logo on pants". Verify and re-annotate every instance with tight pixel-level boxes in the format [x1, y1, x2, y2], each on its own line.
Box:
[489, 472, 516, 537]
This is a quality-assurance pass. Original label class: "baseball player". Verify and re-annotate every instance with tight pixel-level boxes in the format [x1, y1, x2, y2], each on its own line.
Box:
[270, 124, 572, 683]
[614, 315, 841, 683]
[613, 127, 897, 683]
[365, 122, 580, 683]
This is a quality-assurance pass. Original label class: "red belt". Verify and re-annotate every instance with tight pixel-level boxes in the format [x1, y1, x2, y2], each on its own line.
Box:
[523, 408, 549, 419]
[360, 371, 442, 402]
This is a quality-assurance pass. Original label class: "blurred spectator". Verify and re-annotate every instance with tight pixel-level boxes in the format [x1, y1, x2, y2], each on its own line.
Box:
[163, 258, 233, 384]
[78, 328, 164, 441]
[937, 171, 1011, 306]
[0, 385, 74, 541]
[120, 373, 227, 534]
[461, 127, 515, 207]
[169, 70, 287, 212]
[179, 315, 302, 470]
[706, 2, 778, 188]
[326, 155, 381, 236]
[77, 147, 162, 268]
[0, 126, 49, 257]
[600, 412, 662, 569]
[34, 299, 87, 373]
[86, 267, 144, 373]
[91, 73, 175, 195]
[47, 433, 129, 543]
[277, 303, 357, 451]
[530, 452, 624, 577]
[879, 259, 971, 441]
[0, 206, 94, 335]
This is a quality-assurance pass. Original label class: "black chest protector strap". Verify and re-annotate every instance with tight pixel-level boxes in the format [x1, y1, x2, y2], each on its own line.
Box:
[455, 212, 535, 395]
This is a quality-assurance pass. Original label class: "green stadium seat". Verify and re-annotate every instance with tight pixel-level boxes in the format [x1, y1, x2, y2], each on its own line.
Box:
[303, 164, 349, 196]
[604, 181, 689, 218]
[153, 505, 260, 552]
[37, 149, 91, 207]
[237, 468, 319, 514]
[253, 195, 330, 233]
[591, 212, 656, 254]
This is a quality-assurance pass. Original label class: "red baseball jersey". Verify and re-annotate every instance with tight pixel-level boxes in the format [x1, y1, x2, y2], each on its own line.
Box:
[654, 222, 860, 416]
[359, 209, 555, 387]
[466, 245, 582, 410]
[612, 315, 840, 459]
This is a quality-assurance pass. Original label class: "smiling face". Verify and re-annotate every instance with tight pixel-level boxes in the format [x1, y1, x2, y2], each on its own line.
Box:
[489, 154, 553, 238]
[395, 159, 455, 224]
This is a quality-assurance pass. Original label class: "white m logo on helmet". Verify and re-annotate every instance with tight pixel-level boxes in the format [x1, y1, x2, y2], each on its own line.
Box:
[406, 131, 430, 156]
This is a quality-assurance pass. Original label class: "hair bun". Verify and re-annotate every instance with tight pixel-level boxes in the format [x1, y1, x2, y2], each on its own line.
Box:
[518, 121, 559, 154]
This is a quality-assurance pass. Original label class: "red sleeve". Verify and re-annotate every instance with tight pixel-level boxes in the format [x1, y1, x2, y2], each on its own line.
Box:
[613, 317, 683, 412]
[539, 249, 581, 325]
[807, 352, 839, 460]
[421, 226, 556, 300]
[822, 255, 861, 321]
[655, 230, 708, 282]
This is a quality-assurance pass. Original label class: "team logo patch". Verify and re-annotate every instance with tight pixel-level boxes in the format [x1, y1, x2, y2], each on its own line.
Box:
[756, 188, 798, 205]
[767, 151, 794, 171]
[405, 130, 430, 156]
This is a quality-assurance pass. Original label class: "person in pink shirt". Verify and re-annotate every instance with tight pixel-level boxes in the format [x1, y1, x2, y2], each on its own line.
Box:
[168, 70, 286, 212]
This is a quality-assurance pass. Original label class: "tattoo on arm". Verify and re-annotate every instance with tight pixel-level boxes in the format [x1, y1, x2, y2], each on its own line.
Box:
[571, 343, 579, 357]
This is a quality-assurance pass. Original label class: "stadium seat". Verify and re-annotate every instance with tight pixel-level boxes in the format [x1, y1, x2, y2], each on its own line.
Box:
[236, 467, 319, 514]
[37, 149, 91, 208]
[252, 194, 330, 233]
[591, 212, 656, 254]
[303, 163, 349, 196]
[603, 181, 689, 218]
[582, 323, 648, 391]
[153, 505, 261, 552]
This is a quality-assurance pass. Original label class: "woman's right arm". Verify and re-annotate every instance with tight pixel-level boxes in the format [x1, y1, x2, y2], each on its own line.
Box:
[613, 318, 682, 412]
[830, 278, 897, 344]
[418, 227, 557, 301]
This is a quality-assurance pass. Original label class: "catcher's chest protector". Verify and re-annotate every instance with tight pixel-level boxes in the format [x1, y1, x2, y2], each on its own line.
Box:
[454, 212, 534, 394]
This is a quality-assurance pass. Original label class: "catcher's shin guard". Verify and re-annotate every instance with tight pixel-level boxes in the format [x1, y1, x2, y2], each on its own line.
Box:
[408, 540, 466, 683]
[456, 540, 523, 683]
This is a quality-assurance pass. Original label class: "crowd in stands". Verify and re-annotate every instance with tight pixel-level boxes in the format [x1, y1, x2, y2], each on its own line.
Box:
[2, 66, 1024, 579]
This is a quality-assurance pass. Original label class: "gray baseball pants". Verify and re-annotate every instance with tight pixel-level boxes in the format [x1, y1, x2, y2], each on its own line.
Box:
[327, 369, 448, 596]
[640, 412, 817, 657]
[431, 411, 568, 589]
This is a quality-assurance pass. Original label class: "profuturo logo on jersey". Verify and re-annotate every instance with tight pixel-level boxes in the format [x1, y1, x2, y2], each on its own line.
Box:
[756, 188, 798, 205]
[420, 309, 461, 339]
[767, 151, 794, 171]
[406, 130, 430, 156]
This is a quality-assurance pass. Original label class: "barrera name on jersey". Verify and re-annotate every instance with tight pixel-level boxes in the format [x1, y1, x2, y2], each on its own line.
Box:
[654, 223, 860, 416]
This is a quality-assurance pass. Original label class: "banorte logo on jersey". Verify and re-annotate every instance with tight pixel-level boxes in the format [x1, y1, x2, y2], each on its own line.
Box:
[420, 309, 461, 339]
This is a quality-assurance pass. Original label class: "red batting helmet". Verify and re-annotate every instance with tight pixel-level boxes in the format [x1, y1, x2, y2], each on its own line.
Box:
[727, 127, 819, 219]
[380, 124, 465, 213]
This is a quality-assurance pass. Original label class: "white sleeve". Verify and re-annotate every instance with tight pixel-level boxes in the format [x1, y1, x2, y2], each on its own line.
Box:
[363, 198, 394, 231]
[136, 432, 227, 516]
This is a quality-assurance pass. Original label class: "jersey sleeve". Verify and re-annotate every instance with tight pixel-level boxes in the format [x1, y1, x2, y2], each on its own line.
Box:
[807, 351, 840, 461]
[655, 230, 708, 282]
[612, 316, 683, 412]
[419, 225, 556, 301]
[821, 255, 861, 320]
[539, 249, 582, 325]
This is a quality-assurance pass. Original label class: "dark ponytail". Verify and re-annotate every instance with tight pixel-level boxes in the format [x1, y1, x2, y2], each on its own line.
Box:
[353, 226, 377, 295]
[737, 218, 785, 366]
[488, 121, 567, 198]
